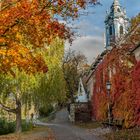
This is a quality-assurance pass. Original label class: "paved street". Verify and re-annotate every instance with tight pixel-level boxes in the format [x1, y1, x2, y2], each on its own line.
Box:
[37, 108, 105, 140]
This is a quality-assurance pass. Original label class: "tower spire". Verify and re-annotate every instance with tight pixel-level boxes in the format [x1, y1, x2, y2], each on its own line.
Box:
[113, 0, 120, 6]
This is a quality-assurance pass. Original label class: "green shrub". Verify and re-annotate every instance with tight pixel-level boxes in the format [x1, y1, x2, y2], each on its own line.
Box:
[22, 120, 33, 131]
[7, 121, 15, 133]
[39, 105, 54, 117]
[0, 118, 15, 135]
[0, 118, 33, 135]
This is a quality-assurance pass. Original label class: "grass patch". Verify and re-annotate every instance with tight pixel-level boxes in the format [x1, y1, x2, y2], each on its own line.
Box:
[75, 121, 102, 129]
[104, 128, 140, 140]
[38, 117, 49, 123]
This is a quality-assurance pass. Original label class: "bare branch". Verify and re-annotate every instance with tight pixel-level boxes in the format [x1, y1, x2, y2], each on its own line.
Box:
[0, 101, 16, 113]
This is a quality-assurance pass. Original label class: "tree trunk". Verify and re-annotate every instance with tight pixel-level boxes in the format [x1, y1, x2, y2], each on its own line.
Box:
[15, 100, 22, 133]
[70, 92, 75, 103]
[0, 96, 22, 133]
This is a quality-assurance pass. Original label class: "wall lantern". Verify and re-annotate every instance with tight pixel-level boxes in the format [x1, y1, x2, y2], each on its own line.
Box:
[106, 81, 111, 91]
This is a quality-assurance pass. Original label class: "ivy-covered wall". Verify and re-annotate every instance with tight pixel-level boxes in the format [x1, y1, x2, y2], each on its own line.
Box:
[91, 43, 140, 128]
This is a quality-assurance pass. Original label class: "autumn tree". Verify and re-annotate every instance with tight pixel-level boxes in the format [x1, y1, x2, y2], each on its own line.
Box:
[0, 70, 38, 132]
[128, 13, 140, 45]
[130, 13, 140, 127]
[63, 49, 87, 103]
[33, 38, 67, 114]
[0, 0, 99, 133]
[0, 0, 99, 75]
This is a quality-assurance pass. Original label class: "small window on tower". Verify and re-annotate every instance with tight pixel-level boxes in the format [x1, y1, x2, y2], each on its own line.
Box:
[120, 26, 123, 35]
[80, 84, 82, 93]
[109, 26, 112, 35]
[117, 8, 121, 12]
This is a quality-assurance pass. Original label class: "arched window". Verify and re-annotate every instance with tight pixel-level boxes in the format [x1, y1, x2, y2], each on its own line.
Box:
[109, 26, 112, 35]
[120, 26, 123, 35]
[117, 8, 121, 12]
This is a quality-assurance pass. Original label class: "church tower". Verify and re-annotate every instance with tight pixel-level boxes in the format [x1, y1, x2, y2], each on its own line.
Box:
[105, 0, 129, 49]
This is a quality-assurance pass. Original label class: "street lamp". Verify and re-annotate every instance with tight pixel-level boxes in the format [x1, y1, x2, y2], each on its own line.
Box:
[106, 81, 111, 91]
[106, 81, 111, 126]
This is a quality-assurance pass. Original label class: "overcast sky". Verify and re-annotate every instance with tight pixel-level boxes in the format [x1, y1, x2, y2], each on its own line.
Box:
[65, 0, 140, 64]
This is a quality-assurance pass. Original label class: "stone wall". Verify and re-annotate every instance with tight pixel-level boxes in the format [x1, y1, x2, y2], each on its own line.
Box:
[69, 102, 91, 122]
[69, 104, 75, 122]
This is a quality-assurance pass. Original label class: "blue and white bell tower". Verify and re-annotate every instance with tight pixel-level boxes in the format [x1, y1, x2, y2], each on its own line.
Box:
[105, 0, 129, 49]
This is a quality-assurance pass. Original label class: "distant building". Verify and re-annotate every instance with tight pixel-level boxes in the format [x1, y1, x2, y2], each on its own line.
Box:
[105, 0, 129, 49]
[76, 78, 88, 103]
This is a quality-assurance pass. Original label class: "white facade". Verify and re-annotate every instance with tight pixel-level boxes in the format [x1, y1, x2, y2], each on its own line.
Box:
[76, 78, 88, 103]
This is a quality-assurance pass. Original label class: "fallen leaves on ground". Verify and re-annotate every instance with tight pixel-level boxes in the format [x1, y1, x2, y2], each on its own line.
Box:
[0, 126, 55, 140]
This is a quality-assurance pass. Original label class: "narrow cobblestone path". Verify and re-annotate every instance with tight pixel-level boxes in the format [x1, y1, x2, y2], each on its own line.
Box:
[36, 108, 105, 140]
